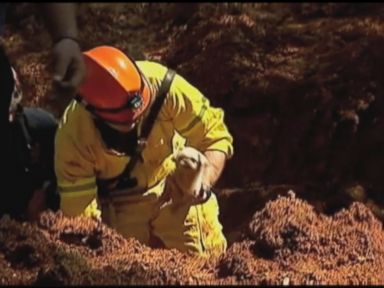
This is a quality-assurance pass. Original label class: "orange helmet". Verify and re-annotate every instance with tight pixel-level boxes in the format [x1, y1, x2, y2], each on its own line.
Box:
[77, 46, 151, 124]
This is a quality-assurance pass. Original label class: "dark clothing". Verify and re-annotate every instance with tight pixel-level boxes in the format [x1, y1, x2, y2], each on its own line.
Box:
[0, 46, 14, 196]
[7, 107, 59, 218]
[0, 45, 58, 219]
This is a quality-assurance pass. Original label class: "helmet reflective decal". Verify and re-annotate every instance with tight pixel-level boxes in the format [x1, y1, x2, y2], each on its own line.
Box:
[129, 93, 143, 110]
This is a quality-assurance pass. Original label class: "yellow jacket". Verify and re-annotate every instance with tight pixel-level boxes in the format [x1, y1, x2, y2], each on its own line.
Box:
[55, 61, 234, 217]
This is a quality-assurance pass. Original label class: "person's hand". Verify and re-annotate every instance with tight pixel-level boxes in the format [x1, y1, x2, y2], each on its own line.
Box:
[191, 182, 212, 205]
[51, 38, 85, 102]
[164, 175, 211, 206]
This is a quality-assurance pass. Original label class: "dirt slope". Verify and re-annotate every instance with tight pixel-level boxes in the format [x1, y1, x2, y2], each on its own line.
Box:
[1, 3, 384, 285]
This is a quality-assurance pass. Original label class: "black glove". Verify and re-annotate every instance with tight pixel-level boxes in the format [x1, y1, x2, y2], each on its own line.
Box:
[51, 38, 85, 101]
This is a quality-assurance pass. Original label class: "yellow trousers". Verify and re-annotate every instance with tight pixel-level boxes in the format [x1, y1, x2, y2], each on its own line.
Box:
[99, 181, 227, 256]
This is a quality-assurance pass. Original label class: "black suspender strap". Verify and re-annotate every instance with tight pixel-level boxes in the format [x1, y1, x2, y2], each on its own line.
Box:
[97, 69, 176, 197]
[141, 69, 176, 141]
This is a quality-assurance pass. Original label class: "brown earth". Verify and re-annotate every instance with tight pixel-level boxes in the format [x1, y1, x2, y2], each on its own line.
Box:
[1, 192, 383, 285]
[1, 3, 384, 285]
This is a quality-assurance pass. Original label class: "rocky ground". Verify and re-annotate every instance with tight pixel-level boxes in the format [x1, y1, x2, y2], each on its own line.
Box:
[1, 3, 384, 285]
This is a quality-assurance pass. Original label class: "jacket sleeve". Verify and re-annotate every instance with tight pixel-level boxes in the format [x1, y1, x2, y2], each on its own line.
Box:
[55, 128, 100, 218]
[162, 74, 234, 158]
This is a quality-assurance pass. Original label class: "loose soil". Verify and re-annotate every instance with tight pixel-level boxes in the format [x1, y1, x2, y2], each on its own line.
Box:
[1, 3, 384, 284]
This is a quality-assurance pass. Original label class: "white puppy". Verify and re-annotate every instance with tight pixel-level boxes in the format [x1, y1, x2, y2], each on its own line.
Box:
[166, 147, 210, 205]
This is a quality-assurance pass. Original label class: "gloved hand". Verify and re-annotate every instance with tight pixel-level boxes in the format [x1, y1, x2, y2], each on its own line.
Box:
[165, 147, 212, 205]
[51, 38, 85, 103]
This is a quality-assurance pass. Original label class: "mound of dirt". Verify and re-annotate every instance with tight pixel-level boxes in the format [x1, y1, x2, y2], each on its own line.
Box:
[150, 3, 384, 208]
[243, 191, 384, 284]
[0, 211, 214, 285]
[1, 192, 383, 285]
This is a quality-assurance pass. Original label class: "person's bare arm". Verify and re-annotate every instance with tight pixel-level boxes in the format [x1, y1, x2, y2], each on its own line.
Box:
[203, 150, 226, 188]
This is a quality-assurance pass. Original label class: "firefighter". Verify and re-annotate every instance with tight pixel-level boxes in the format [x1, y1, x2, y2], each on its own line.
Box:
[55, 46, 234, 256]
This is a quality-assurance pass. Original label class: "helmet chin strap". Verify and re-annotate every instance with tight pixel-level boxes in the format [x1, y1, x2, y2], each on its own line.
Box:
[106, 121, 137, 133]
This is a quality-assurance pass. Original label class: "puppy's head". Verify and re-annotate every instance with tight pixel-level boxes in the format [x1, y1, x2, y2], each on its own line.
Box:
[173, 147, 207, 171]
